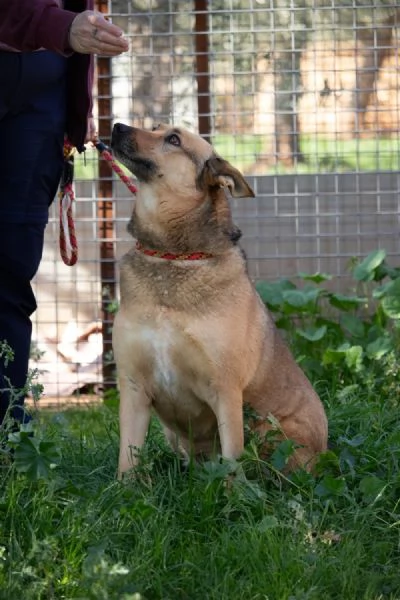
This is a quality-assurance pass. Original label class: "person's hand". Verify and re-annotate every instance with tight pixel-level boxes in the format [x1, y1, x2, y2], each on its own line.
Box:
[85, 117, 97, 143]
[68, 11, 129, 56]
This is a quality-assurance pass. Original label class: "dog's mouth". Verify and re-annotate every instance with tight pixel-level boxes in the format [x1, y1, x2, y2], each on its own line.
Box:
[114, 150, 158, 183]
[111, 123, 159, 182]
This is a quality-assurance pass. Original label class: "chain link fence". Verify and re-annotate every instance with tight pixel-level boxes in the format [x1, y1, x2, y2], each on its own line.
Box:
[31, 0, 400, 402]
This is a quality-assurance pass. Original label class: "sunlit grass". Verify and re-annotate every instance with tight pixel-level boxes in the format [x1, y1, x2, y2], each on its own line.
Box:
[72, 135, 400, 181]
[301, 135, 400, 173]
[214, 134, 400, 174]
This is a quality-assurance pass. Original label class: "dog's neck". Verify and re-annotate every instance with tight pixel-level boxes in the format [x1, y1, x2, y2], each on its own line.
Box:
[135, 241, 214, 261]
[128, 189, 242, 256]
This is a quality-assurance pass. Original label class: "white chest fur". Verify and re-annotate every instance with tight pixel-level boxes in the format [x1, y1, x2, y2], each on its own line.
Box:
[138, 321, 179, 395]
[131, 315, 216, 430]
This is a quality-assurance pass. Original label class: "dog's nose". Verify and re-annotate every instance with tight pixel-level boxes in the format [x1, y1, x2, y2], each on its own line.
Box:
[113, 122, 131, 136]
[111, 123, 133, 149]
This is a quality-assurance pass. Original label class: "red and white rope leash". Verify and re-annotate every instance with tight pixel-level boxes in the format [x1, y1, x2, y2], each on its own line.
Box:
[59, 138, 138, 267]
[59, 140, 78, 266]
[93, 139, 138, 195]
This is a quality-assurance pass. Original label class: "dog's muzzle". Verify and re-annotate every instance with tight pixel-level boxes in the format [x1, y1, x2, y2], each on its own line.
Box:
[111, 122, 134, 149]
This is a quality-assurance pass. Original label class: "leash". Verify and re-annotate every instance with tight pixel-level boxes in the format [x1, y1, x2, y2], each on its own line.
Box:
[59, 140, 78, 266]
[93, 140, 138, 195]
[59, 138, 138, 267]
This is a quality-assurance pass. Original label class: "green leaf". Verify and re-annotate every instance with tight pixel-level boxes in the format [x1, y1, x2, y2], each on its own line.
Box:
[329, 293, 367, 311]
[200, 459, 237, 483]
[359, 476, 386, 503]
[315, 475, 346, 497]
[372, 262, 397, 282]
[256, 282, 284, 308]
[296, 325, 327, 342]
[372, 281, 393, 300]
[315, 450, 340, 476]
[340, 314, 365, 338]
[256, 279, 295, 308]
[282, 287, 321, 309]
[298, 272, 332, 284]
[7, 422, 34, 445]
[275, 316, 292, 331]
[381, 277, 400, 319]
[14, 437, 61, 481]
[323, 344, 363, 371]
[120, 500, 156, 520]
[323, 345, 349, 365]
[339, 447, 357, 476]
[353, 249, 386, 281]
[256, 515, 279, 532]
[338, 433, 366, 447]
[344, 345, 363, 371]
[384, 265, 400, 280]
[270, 439, 296, 470]
[297, 356, 325, 377]
[366, 336, 393, 359]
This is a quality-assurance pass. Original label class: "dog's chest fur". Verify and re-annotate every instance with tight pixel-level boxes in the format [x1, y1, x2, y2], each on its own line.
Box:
[139, 319, 180, 395]
[119, 309, 218, 438]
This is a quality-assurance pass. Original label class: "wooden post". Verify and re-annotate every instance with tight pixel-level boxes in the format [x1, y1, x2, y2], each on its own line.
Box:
[194, 0, 211, 140]
[95, 0, 116, 390]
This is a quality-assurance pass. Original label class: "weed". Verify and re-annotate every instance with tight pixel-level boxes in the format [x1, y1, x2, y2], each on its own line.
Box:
[0, 251, 399, 599]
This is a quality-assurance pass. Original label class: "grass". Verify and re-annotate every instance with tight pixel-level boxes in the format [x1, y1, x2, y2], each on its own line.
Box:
[73, 135, 400, 181]
[0, 387, 399, 600]
[213, 134, 400, 174]
[300, 136, 400, 173]
[1, 252, 400, 599]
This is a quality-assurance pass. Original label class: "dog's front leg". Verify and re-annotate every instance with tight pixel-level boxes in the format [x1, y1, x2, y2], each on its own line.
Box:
[118, 375, 151, 479]
[215, 390, 244, 460]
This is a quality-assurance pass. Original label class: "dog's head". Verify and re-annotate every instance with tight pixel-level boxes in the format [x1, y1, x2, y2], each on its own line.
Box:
[111, 123, 254, 251]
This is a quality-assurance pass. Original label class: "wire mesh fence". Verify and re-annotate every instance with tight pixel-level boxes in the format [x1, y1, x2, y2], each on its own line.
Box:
[30, 0, 400, 402]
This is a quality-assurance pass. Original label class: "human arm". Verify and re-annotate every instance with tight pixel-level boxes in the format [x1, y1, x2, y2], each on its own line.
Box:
[0, 1, 128, 56]
[0, 0, 76, 54]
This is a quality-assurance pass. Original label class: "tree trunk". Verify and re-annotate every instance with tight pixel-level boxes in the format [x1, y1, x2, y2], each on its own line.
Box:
[273, 49, 305, 167]
[353, 9, 399, 135]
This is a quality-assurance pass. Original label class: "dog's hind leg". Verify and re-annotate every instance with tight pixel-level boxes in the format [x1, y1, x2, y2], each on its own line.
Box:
[118, 376, 151, 479]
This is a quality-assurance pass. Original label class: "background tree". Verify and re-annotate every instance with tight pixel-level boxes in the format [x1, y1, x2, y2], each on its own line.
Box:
[108, 0, 398, 164]
[251, 0, 398, 165]
[111, 0, 193, 124]
[333, 4, 400, 135]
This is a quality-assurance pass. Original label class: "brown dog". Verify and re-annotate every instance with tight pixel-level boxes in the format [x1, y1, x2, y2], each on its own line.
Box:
[111, 122, 328, 478]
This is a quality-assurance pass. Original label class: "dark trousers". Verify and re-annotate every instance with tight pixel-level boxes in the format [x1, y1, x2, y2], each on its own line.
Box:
[0, 51, 67, 424]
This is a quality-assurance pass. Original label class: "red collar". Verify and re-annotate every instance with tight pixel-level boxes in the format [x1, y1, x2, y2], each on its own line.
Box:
[135, 241, 213, 261]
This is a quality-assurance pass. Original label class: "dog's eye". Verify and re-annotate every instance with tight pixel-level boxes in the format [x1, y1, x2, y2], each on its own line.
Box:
[166, 133, 181, 147]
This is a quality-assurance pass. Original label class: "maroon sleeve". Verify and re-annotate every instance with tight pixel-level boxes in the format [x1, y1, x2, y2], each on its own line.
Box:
[0, 1, 77, 55]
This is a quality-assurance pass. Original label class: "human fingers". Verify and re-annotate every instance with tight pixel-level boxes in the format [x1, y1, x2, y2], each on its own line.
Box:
[87, 13, 128, 46]
[89, 26, 129, 55]
[69, 11, 128, 55]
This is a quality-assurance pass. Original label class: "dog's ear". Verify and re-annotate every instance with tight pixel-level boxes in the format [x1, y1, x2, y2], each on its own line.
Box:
[200, 157, 255, 198]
